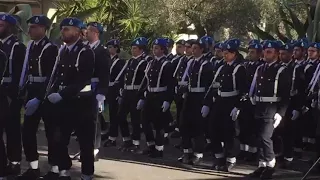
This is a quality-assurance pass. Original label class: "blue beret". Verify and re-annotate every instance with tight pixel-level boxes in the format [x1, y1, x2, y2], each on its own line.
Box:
[228, 38, 241, 47]
[0, 14, 17, 25]
[153, 38, 168, 48]
[176, 39, 186, 45]
[248, 43, 262, 51]
[214, 42, 225, 49]
[199, 36, 214, 45]
[131, 37, 148, 46]
[249, 39, 260, 45]
[165, 38, 174, 47]
[287, 39, 297, 45]
[280, 44, 293, 51]
[80, 23, 87, 30]
[27, 15, 51, 29]
[263, 41, 280, 50]
[87, 22, 103, 33]
[106, 39, 120, 46]
[308, 42, 320, 49]
[223, 41, 238, 51]
[60, 17, 83, 29]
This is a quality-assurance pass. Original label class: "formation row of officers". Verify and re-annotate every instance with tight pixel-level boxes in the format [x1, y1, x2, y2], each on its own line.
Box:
[0, 13, 319, 180]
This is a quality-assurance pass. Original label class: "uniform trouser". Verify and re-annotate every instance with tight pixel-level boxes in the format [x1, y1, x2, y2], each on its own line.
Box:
[211, 97, 239, 159]
[238, 102, 258, 150]
[118, 90, 140, 141]
[0, 94, 22, 163]
[52, 96, 95, 175]
[302, 105, 317, 144]
[142, 92, 167, 147]
[22, 95, 58, 165]
[174, 93, 184, 128]
[93, 112, 101, 149]
[107, 87, 120, 138]
[254, 103, 276, 163]
[180, 93, 205, 153]
[0, 94, 7, 177]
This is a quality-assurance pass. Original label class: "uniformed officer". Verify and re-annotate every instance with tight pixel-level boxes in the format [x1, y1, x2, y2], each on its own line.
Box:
[199, 36, 214, 61]
[103, 39, 126, 147]
[166, 38, 175, 61]
[171, 39, 194, 139]
[86, 21, 110, 160]
[81, 23, 88, 44]
[248, 41, 290, 179]
[44, 17, 95, 180]
[203, 40, 247, 172]
[302, 42, 320, 150]
[16, 15, 58, 180]
[293, 41, 307, 63]
[0, 13, 26, 176]
[137, 37, 153, 62]
[277, 43, 305, 168]
[178, 39, 213, 165]
[0, 42, 10, 180]
[137, 38, 174, 158]
[238, 43, 264, 161]
[210, 42, 224, 68]
[115, 37, 148, 153]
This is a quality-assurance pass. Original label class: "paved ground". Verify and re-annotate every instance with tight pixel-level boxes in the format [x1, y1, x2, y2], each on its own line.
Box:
[17, 125, 320, 180]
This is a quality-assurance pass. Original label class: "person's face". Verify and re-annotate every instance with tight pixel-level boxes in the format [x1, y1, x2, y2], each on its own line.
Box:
[86, 25, 99, 42]
[108, 45, 117, 55]
[131, 46, 143, 57]
[293, 47, 303, 60]
[279, 50, 292, 63]
[308, 47, 319, 60]
[152, 45, 164, 57]
[176, 44, 185, 55]
[223, 50, 236, 62]
[0, 20, 9, 39]
[214, 48, 223, 59]
[60, 26, 80, 44]
[185, 43, 192, 56]
[192, 44, 203, 57]
[81, 29, 88, 41]
[28, 24, 45, 40]
[247, 48, 260, 61]
[263, 48, 278, 63]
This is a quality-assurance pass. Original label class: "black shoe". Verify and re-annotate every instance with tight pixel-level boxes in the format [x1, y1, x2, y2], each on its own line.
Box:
[248, 167, 266, 178]
[5, 163, 21, 176]
[130, 145, 143, 154]
[39, 171, 59, 180]
[212, 158, 226, 171]
[280, 159, 293, 169]
[260, 167, 275, 180]
[118, 141, 133, 152]
[191, 155, 203, 166]
[149, 150, 163, 158]
[103, 139, 116, 147]
[170, 130, 181, 138]
[164, 137, 169, 145]
[178, 153, 192, 164]
[57, 176, 71, 180]
[142, 146, 156, 155]
[17, 169, 40, 180]
[222, 162, 236, 172]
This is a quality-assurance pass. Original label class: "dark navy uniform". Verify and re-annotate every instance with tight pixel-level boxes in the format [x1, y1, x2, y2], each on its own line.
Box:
[248, 42, 291, 179]
[19, 36, 58, 179]
[139, 45, 174, 157]
[179, 54, 213, 164]
[0, 33, 26, 173]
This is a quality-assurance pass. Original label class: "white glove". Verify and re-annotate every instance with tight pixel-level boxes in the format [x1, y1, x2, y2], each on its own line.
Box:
[162, 101, 170, 112]
[25, 98, 40, 116]
[250, 97, 256, 105]
[175, 87, 178, 94]
[116, 96, 122, 104]
[230, 107, 240, 121]
[302, 106, 309, 114]
[212, 96, 216, 103]
[311, 99, 317, 108]
[136, 99, 144, 110]
[182, 93, 187, 99]
[291, 110, 300, 120]
[48, 93, 62, 104]
[98, 101, 104, 113]
[273, 113, 282, 128]
[96, 94, 105, 102]
[201, 106, 210, 117]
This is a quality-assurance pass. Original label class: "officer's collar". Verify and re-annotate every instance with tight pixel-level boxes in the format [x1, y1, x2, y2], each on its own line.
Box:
[194, 55, 203, 61]
[132, 53, 143, 60]
[204, 52, 212, 57]
[281, 59, 293, 66]
[1, 34, 13, 44]
[295, 59, 304, 64]
[155, 55, 166, 61]
[34, 36, 46, 45]
[266, 60, 277, 67]
[167, 53, 173, 58]
[111, 54, 118, 60]
[66, 38, 80, 51]
[89, 40, 100, 49]
[226, 58, 236, 66]
[82, 40, 89, 45]
[309, 59, 317, 64]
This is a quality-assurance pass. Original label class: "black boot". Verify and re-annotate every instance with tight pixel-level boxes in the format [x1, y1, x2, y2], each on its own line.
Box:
[260, 167, 275, 180]
[212, 158, 225, 171]
[39, 171, 59, 180]
[248, 167, 266, 178]
[16, 169, 40, 180]
[103, 139, 116, 147]
[118, 141, 133, 152]
[178, 153, 192, 164]
[5, 163, 21, 177]
[142, 145, 156, 155]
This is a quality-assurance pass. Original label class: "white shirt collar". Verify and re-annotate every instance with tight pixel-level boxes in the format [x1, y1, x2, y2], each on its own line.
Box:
[155, 55, 165, 61]
[194, 55, 203, 61]
[309, 59, 317, 63]
[295, 59, 303, 64]
[227, 59, 236, 65]
[267, 60, 277, 67]
[133, 53, 143, 60]
[66, 38, 80, 51]
[1, 34, 13, 44]
[34, 36, 45, 45]
[111, 54, 117, 60]
[89, 40, 100, 49]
